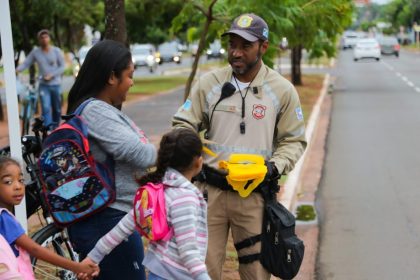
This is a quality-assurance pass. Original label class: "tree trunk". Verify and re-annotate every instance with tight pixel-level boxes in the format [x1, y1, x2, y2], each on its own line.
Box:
[183, 0, 218, 101]
[291, 45, 303, 85]
[104, 0, 127, 45]
[11, 0, 36, 84]
[184, 19, 211, 101]
[53, 15, 62, 48]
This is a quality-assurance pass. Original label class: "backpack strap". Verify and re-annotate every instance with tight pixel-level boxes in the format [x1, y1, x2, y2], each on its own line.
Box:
[235, 234, 261, 264]
[238, 253, 260, 264]
[74, 98, 95, 116]
[234, 234, 261, 251]
[72, 97, 115, 180]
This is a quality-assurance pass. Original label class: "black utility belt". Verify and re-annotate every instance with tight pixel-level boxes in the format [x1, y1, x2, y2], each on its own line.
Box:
[196, 164, 262, 193]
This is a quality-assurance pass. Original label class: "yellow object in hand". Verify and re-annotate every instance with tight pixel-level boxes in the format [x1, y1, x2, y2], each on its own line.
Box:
[219, 154, 267, 198]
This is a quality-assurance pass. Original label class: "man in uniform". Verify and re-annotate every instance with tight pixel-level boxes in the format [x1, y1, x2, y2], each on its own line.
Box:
[172, 13, 306, 280]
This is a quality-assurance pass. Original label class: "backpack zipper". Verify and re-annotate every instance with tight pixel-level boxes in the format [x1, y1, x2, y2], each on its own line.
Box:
[287, 249, 292, 262]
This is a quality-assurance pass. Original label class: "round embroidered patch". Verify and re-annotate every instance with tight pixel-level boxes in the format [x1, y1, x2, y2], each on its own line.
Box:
[237, 15, 253, 28]
[252, 104, 266, 119]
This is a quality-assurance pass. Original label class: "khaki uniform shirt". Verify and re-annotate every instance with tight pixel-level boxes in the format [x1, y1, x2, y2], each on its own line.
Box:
[172, 63, 307, 174]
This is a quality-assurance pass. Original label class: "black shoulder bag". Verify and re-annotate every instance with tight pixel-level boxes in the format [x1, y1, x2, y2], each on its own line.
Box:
[234, 172, 305, 279]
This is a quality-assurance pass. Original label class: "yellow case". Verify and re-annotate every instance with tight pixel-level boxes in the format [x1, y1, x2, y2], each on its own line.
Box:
[219, 154, 267, 198]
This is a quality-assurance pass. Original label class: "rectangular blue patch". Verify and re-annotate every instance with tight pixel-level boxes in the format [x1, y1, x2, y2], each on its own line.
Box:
[182, 99, 192, 111]
[295, 107, 304, 121]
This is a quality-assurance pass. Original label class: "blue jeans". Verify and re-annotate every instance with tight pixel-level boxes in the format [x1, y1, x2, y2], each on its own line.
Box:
[39, 83, 61, 129]
[148, 272, 167, 280]
[68, 208, 146, 280]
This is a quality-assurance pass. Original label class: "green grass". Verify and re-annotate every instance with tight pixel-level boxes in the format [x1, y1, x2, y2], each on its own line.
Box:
[129, 76, 187, 96]
[402, 44, 420, 52]
[296, 204, 317, 221]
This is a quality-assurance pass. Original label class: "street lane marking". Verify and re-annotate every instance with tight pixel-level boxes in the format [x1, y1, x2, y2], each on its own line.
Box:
[381, 61, 393, 71]
[381, 60, 419, 93]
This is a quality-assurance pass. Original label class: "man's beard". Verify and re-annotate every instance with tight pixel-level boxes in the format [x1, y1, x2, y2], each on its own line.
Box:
[229, 50, 261, 76]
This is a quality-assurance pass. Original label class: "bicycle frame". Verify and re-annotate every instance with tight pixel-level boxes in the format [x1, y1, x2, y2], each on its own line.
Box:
[17, 78, 40, 135]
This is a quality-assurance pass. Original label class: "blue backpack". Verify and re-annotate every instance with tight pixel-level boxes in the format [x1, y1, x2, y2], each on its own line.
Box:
[38, 99, 115, 227]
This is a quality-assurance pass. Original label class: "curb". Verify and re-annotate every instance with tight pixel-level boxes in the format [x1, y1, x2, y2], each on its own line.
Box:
[270, 73, 331, 280]
[280, 73, 331, 211]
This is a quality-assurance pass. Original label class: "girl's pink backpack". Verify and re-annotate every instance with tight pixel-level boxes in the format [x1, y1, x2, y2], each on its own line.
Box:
[133, 182, 172, 241]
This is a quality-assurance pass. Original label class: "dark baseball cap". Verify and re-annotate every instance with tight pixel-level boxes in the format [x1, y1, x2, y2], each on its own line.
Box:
[222, 13, 269, 42]
[37, 29, 50, 38]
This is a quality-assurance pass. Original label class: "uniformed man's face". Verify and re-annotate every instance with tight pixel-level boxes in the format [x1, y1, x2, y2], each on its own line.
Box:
[227, 34, 267, 76]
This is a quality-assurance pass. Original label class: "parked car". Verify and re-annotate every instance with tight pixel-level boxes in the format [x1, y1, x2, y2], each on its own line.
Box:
[131, 44, 158, 72]
[342, 31, 362, 49]
[353, 38, 381, 61]
[206, 40, 225, 59]
[379, 36, 400, 57]
[157, 42, 182, 64]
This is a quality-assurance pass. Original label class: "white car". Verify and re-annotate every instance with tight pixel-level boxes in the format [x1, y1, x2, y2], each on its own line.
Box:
[342, 31, 360, 49]
[353, 39, 381, 61]
[131, 44, 159, 72]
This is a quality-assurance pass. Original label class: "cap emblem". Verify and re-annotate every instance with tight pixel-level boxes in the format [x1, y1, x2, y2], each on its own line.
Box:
[237, 15, 253, 28]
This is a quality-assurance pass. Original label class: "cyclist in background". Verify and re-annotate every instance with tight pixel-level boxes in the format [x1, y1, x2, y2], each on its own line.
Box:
[16, 29, 65, 130]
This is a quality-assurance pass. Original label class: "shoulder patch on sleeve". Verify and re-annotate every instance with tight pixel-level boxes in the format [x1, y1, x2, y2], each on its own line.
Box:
[182, 99, 192, 111]
[295, 107, 304, 121]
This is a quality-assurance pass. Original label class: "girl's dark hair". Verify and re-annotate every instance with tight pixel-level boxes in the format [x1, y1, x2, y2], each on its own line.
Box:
[138, 129, 203, 185]
[67, 40, 132, 114]
[0, 156, 21, 172]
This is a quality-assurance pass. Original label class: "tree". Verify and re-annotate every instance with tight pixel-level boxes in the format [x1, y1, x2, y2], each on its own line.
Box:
[10, 0, 103, 83]
[383, 0, 420, 31]
[125, 0, 183, 45]
[104, 0, 127, 44]
[286, 0, 353, 85]
[173, 0, 232, 100]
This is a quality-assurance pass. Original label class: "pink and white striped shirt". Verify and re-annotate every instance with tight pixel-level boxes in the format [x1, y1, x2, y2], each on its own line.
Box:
[88, 168, 209, 280]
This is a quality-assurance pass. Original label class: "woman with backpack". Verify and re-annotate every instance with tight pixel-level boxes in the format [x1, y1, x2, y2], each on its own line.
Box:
[81, 129, 210, 280]
[66, 40, 157, 280]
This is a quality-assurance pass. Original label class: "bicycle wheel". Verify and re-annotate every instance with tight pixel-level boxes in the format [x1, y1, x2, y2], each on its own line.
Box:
[31, 224, 79, 280]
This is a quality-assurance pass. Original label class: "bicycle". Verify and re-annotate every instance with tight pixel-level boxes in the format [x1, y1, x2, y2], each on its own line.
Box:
[16, 78, 39, 135]
[1, 117, 78, 280]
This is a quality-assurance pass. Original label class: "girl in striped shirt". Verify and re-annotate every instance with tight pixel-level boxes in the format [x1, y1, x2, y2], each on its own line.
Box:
[81, 129, 210, 280]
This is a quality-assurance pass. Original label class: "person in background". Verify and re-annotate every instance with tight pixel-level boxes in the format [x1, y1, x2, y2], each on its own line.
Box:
[16, 29, 65, 130]
[172, 13, 307, 280]
[66, 39, 157, 280]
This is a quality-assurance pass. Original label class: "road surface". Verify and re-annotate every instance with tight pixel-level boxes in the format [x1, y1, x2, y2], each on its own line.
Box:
[317, 49, 420, 279]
